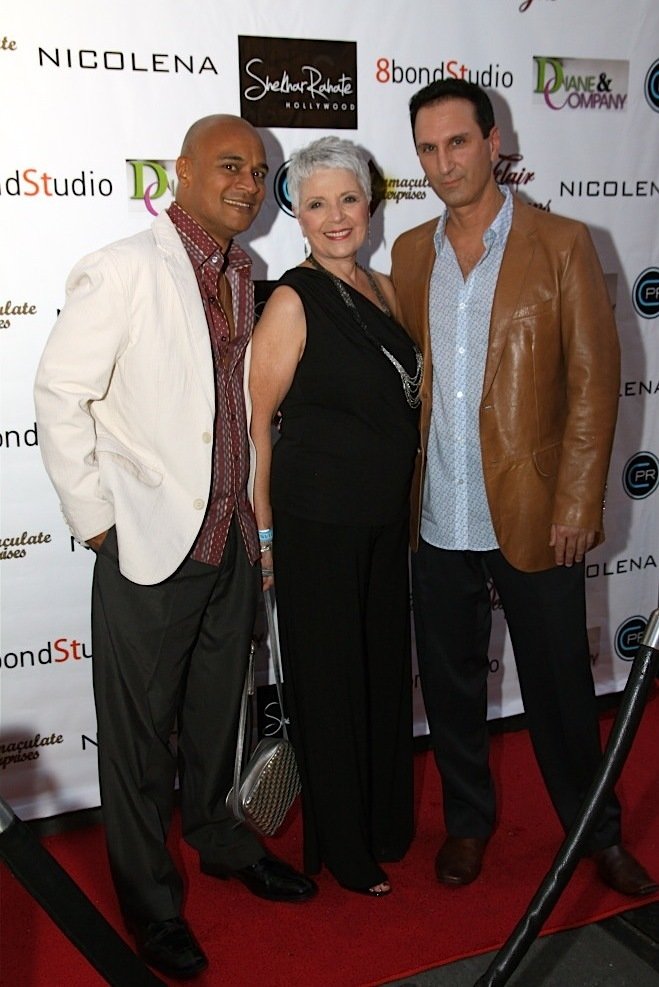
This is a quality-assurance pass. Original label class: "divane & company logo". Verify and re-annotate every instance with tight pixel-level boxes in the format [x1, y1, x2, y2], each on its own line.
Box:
[614, 616, 647, 661]
[622, 451, 659, 500]
[632, 268, 659, 319]
[533, 56, 628, 111]
[126, 159, 176, 215]
[0, 732, 64, 770]
[238, 36, 357, 129]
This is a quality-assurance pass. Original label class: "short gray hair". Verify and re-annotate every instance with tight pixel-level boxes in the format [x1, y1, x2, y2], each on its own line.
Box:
[286, 136, 372, 213]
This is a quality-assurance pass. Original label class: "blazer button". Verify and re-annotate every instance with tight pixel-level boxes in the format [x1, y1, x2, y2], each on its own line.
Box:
[202, 431, 212, 444]
[193, 498, 205, 510]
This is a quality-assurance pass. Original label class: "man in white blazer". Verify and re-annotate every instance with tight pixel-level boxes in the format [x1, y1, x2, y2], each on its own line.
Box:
[34, 115, 316, 981]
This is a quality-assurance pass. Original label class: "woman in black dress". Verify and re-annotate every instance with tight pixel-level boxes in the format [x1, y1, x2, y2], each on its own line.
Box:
[249, 136, 422, 896]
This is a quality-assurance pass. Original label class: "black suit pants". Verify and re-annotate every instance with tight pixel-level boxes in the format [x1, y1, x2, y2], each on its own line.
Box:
[91, 520, 262, 926]
[411, 540, 621, 850]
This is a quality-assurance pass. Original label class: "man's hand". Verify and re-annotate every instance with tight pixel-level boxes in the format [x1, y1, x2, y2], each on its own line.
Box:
[549, 524, 596, 567]
[87, 530, 109, 552]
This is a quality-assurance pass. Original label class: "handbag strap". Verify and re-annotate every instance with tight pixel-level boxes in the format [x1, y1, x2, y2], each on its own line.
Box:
[264, 588, 290, 742]
[230, 639, 255, 822]
[229, 589, 290, 821]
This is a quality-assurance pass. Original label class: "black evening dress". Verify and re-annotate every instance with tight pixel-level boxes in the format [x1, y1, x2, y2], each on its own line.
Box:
[270, 266, 419, 890]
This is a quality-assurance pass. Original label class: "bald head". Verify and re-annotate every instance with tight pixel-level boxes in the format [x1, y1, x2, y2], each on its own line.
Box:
[174, 114, 268, 250]
[179, 114, 260, 158]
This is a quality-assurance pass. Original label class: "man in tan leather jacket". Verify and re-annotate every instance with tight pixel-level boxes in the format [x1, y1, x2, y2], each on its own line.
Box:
[391, 79, 656, 897]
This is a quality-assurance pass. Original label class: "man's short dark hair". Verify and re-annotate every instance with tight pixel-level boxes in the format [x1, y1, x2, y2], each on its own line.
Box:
[409, 79, 495, 139]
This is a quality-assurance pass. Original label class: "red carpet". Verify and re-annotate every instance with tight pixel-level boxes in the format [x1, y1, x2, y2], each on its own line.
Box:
[2, 687, 659, 987]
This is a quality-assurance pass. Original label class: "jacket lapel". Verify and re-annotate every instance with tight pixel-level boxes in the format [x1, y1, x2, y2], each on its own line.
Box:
[482, 199, 536, 400]
[153, 213, 215, 412]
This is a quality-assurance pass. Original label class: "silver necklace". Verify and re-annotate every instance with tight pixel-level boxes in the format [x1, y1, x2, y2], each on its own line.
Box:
[307, 254, 423, 409]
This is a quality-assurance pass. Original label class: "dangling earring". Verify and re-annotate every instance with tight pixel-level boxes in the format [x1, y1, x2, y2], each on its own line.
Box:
[302, 235, 310, 257]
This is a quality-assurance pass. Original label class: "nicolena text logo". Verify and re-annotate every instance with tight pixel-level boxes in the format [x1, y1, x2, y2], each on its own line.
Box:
[533, 57, 628, 111]
[38, 45, 217, 75]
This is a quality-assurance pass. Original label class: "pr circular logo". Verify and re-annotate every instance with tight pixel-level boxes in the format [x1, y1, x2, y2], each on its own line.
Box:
[644, 59, 659, 112]
[274, 161, 294, 217]
[632, 268, 659, 319]
[614, 615, 647, 661]
[622, 451, 659, 499]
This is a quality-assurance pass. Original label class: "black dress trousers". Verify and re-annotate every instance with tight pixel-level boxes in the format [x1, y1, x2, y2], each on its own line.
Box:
[411, 540, 621, 850]
[91, 519, 262, 926]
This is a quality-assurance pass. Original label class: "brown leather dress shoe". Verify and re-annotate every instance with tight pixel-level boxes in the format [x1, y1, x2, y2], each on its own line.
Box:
[593, 844, 659, 897]
[435, 836, 488, 887]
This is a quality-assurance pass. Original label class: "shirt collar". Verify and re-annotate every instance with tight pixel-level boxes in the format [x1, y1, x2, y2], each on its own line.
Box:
[167, 202, 252, 273]
[434, 183, 513, 254]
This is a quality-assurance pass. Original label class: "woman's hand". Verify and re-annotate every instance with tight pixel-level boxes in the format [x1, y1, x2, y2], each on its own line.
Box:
[260, 546, 274, 591]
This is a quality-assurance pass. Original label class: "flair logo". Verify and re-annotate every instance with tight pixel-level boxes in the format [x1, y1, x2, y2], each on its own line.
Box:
[533, 57, 628, 111]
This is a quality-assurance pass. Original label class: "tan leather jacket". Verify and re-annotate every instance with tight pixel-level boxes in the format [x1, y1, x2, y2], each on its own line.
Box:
[391, 197, 620, 572]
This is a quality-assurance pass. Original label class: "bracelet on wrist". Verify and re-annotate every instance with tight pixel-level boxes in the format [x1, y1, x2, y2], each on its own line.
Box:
[258, 527, 273, 543]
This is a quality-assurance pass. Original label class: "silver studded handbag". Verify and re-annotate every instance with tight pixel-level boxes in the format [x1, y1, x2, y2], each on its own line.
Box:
[226, 590, 301, 836]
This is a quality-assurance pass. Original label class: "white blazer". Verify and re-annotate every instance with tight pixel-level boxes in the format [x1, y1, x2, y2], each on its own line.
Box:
[35, 212, 250, 586]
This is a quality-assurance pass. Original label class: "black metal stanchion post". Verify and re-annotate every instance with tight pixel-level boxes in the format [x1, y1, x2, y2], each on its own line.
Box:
[474, 608, 659, 987]
[0, 799, 165, 986]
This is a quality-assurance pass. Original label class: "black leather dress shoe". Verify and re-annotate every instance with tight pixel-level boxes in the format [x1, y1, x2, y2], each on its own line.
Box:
[202, 854, 317, 902]
[134, 917, 208, 980]
[435, 836, 488, 887]
[593, 844, 659, 897]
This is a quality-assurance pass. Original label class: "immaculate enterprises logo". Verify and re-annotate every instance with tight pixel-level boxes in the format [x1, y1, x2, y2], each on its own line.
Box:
[533, 56, 629, 111]
[126, 159, 176, 215]
[632, 268, 659, 319]
[0, 731, 64, 770]
[375, 56, 513, 89]
[1, 530, 51, 561]
[614, 615, 647, 661]
[37, 44, 217, 75]
[646, 59, 659, 112]
[0, 300, 37, 330]
[274, 157, 423, 215]
[238, 36, 357, 129]
[622, 451, 659, 500]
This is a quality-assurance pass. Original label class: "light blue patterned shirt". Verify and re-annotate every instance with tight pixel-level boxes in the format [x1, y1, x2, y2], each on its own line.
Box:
[421, 185, 513, 550]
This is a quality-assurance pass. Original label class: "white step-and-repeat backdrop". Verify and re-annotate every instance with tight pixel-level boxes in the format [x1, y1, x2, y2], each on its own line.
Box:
[1, 0, 658, 820]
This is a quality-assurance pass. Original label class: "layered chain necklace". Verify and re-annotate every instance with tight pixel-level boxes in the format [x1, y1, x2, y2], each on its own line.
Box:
[307, 254, 423, 409]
